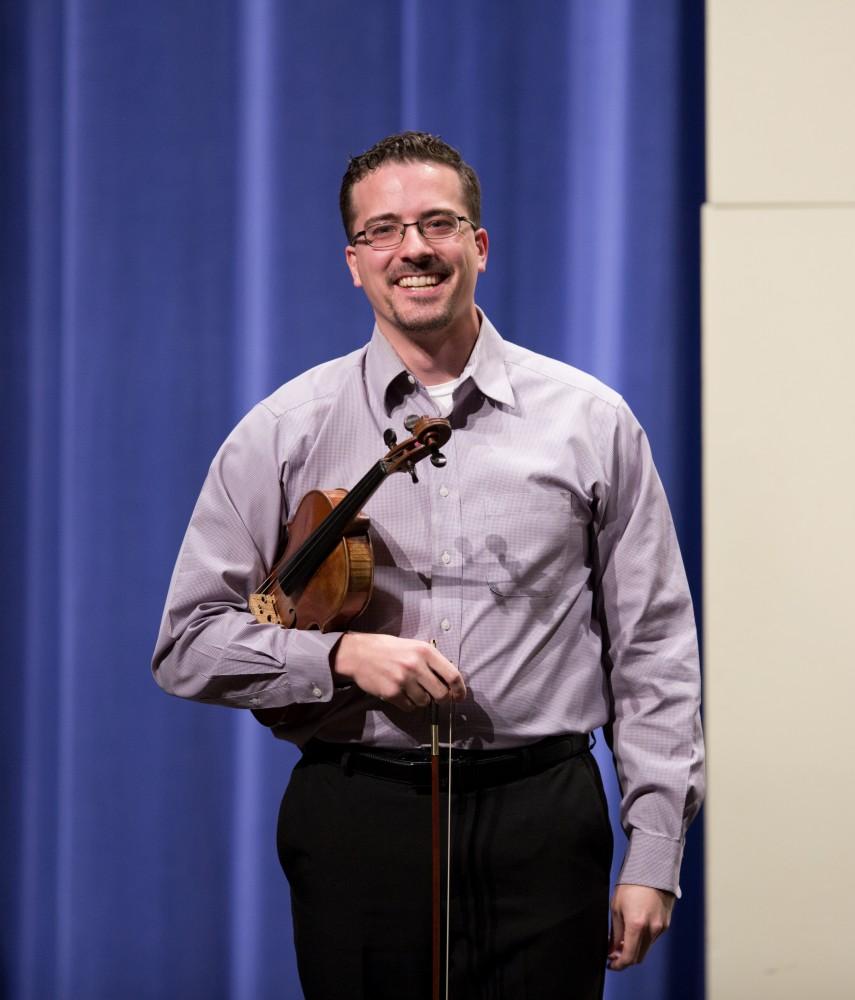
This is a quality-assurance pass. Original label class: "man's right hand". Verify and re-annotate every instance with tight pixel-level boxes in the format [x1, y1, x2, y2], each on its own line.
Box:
[332, 633, 466, 712]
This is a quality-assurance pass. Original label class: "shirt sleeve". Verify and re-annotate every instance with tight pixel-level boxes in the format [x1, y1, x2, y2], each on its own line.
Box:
[594, 400, 705, 896]
[151, 403, 341, 712]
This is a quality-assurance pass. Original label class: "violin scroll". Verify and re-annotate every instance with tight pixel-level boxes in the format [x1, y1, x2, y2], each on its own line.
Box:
[383, 415, 451, 479]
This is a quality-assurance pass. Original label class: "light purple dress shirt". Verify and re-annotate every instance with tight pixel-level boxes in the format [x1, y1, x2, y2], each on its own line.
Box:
[153, 313, 704, 893]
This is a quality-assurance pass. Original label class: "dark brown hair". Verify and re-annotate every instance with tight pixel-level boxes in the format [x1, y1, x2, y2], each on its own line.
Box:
[340, 131, 482, 239]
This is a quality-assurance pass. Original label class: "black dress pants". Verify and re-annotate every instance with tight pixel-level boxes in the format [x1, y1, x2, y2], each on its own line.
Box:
[277, 748, 612, 1000]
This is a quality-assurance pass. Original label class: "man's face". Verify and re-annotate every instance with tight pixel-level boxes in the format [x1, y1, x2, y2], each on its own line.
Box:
[345, 161, 488, 345]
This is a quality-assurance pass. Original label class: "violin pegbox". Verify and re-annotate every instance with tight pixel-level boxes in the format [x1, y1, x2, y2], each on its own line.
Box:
[381, 415, 452, 480]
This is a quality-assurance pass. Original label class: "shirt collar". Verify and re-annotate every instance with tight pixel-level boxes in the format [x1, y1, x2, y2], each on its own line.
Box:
[466, 312, 516, 409]
[364, 309, 516, 416]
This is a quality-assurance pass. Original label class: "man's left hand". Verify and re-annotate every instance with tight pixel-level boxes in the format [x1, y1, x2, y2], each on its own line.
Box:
[607, 884, 675, 971]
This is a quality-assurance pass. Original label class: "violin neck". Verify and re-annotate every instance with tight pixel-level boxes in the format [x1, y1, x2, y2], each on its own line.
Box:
[277, 460, 389, 594]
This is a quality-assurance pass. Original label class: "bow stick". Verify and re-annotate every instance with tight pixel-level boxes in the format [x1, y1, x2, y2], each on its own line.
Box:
[431, 695, 441, 1000]
[430, 640, 455, 1000]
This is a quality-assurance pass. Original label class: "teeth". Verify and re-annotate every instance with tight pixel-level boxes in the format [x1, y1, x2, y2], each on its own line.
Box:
[397, 274, 441, 287]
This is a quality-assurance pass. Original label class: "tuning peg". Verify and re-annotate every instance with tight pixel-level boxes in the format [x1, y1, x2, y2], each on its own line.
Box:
[430, 450, 447, 468]
[409, 465, 419, 484]
[383, 428, 398, 448]
[403, 414, 420, 432]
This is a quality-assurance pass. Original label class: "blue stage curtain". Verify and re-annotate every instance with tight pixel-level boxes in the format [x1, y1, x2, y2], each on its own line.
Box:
[1, 2, 704, 997]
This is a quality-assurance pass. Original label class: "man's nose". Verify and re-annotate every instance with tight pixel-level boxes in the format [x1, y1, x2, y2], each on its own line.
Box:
[398, 223, 435, 255]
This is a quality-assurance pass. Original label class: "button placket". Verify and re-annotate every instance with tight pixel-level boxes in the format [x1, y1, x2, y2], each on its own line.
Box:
[424, 429, 463, 663]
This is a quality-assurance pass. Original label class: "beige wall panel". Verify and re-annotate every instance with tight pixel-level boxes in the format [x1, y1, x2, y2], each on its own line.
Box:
[708, 0, 855, 203]
[703, 204, 855, 1000]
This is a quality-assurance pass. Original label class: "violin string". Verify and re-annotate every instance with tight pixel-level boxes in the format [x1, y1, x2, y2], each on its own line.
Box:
[250, 433, 448, 609]
[257, 462, 389, 602]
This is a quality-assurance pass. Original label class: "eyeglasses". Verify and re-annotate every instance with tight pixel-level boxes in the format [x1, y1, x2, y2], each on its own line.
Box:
[351, 213, 475, 249]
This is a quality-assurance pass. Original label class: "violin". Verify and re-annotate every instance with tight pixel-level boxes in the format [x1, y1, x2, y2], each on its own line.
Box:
[248, 412, 451, 639]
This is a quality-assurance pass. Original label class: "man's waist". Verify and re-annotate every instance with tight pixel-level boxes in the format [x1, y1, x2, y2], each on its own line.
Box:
[300, 732, 593, 789]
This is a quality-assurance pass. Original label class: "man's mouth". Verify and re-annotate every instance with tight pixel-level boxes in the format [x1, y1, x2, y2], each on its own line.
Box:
[394, 273, 448, 289]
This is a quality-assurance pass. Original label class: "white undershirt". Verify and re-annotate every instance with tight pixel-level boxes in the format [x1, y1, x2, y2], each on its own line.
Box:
[424, 372, 469, 416]
[422, 331, 483, 416]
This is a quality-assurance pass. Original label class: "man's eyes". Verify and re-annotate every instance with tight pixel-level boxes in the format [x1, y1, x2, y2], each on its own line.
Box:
[368, 223, 398, 237]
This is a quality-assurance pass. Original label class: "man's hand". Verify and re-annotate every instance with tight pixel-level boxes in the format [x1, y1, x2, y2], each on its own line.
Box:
[607, 884, 675, 971]
[332, 633, 466, 712]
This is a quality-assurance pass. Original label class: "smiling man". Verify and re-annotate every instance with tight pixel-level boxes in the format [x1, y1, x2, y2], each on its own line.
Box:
[153, 132, 704, 1000]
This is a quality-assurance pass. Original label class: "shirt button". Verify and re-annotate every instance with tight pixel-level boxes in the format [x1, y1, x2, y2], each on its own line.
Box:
[440, 550, 451, 565]
[440, 618, 451, 632]
[439, 486, 449, 498]
[407, 374, 416, 384]
[312, 685, 323, 698]
[250, 697, 260, 706]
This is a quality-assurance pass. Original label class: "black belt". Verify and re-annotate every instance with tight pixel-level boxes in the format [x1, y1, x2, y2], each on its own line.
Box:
[300, 732, 593, 790]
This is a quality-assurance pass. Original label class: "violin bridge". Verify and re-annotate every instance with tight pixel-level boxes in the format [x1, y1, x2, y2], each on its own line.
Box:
[249, 592, 282, 625]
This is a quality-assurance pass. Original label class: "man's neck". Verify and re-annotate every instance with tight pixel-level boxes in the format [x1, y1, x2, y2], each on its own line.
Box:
[377, 309, 481, 386]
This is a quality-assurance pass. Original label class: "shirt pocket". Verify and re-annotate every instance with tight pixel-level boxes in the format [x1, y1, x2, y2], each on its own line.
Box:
[477, 491, 578, 599]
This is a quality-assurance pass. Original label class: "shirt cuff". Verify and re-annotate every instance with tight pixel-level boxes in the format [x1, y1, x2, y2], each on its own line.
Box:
[257, 628, 341, 706]
[617, 830, 685, 898]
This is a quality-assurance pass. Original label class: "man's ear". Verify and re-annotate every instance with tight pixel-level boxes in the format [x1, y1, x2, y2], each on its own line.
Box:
[345, 245, 363, 288]
[474, 228, 489, 274]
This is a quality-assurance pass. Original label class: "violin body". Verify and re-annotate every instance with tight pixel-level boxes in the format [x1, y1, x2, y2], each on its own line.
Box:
[249, 489, 373, 632]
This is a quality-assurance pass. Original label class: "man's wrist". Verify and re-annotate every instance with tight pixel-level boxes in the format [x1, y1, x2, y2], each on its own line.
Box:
[329, 632, 354, 686]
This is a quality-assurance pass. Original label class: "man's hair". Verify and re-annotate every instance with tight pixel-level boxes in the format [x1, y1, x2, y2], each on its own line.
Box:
[340, 131, 482, 240]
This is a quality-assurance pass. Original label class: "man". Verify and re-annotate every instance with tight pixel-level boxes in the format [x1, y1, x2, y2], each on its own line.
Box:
[153, 132, 704, 999]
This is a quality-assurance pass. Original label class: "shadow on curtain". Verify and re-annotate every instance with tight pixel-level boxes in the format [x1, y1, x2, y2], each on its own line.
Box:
[1, 2, 704, 998]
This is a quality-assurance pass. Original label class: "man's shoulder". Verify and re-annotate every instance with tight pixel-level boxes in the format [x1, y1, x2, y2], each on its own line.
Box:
[501, 339, 623, 410]
[258, 345, 367, 420]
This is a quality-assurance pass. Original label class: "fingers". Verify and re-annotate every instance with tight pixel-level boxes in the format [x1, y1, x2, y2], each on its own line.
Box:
[607, 904, 625, 970]
[332, 633, 466, 710]
[423, 643, 467, 701]
[608, 919, 647, 971]
[607, 885, 673, 971]
[386, 643, 464, 712]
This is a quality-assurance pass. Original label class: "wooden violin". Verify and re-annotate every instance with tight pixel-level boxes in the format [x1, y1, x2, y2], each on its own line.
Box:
[248, 413, 451, 636]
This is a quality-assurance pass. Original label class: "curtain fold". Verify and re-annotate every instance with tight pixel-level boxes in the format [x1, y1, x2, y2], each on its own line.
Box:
[1, 2, 704, 997]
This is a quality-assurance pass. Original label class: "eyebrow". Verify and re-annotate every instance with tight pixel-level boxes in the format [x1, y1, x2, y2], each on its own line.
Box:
[361, 207, 459, 228]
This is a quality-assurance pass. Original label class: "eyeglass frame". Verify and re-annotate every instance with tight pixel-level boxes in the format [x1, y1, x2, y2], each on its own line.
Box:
[350, 214, 476, 249]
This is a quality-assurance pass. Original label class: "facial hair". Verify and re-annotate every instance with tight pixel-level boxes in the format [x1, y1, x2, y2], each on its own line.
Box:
[387, 300, 455, 335]
[386, 261, 455, 335]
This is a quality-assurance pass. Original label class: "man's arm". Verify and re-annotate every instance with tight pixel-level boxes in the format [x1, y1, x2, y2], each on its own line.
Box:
[594, 400, 704, 964]
[152, 403, 344, 711]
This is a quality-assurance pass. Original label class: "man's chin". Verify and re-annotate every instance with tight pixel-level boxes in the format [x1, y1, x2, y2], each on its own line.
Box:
[389, 306, 454, 336]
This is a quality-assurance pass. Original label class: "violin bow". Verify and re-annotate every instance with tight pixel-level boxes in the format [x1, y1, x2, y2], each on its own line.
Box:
[444, 699, 454, 1000]
[430, 641, 455, 1000]
[431, 695, 441, 1000]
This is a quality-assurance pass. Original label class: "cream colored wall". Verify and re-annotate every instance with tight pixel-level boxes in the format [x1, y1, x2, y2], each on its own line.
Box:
[705, 3, 855, 999]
